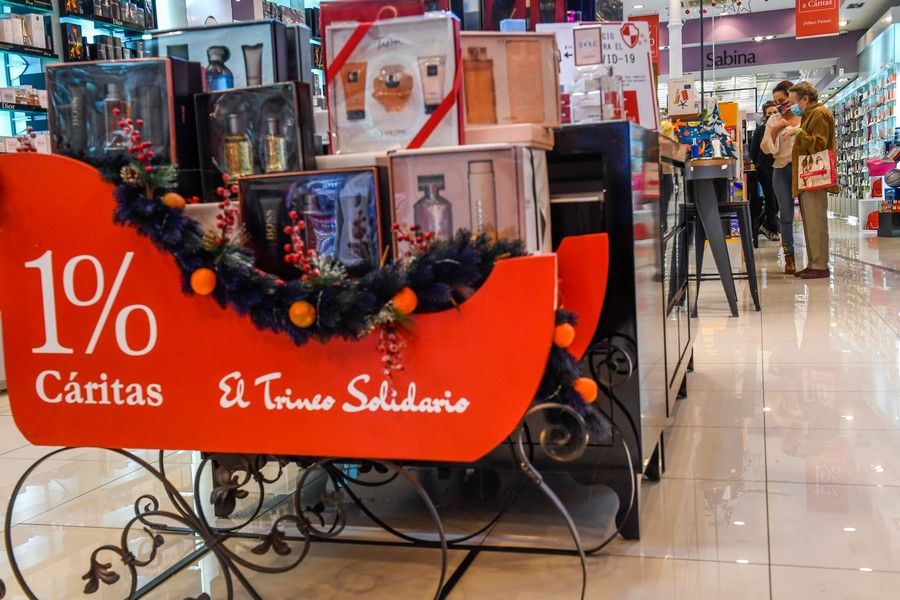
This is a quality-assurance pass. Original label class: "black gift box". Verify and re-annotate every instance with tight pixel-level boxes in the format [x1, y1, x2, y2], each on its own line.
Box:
[146, 20, 290, 91]
[46, 58, 204, 195]
[195, 81, 317, 202]
[239, 168, 383, 277]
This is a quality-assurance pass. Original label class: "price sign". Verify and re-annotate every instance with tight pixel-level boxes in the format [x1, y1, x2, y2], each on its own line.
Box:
[0, 154, 562, 462]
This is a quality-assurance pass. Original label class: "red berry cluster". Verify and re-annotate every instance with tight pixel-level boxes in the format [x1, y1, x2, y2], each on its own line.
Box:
[391, 223, 435, 257]
[377, 322, 406, 377]
[116, 108, 153, 174]
[283, 211, 320, 281]
[215, 173, 240, 245]
[15, 126, 37, 152]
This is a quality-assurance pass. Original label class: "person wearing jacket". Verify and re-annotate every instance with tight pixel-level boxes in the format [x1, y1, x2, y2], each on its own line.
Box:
[761, 95, 802, 274]
[771, 81, 837, 279]
[749, 101, 780, 243]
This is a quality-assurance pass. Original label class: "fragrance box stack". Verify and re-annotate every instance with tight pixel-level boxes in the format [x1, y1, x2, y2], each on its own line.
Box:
[0, 14, 51, 51]
[459, 32, 560, 149]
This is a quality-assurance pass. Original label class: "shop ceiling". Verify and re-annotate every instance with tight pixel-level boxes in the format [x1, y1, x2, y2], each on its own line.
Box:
[628, 0, 892, 32]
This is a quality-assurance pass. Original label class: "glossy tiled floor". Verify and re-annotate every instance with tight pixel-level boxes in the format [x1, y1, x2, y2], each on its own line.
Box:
[0, 218, 898, 598]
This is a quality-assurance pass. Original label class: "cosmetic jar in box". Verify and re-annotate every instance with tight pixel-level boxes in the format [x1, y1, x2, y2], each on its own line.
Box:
[325, 13, 463, 154]
[194, 82, 317, 201]
[387, 143, 551, 254]
[46, 58, 204, 194]
[146, 20, 290, 90]
[460, 32, 560, 144]
[239, 169, 383, 278]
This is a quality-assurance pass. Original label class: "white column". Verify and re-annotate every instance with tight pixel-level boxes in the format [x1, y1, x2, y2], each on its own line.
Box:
[668, 0, 683, 78]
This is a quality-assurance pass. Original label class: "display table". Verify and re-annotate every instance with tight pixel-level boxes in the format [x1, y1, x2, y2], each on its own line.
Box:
[684, 158, 740, 316]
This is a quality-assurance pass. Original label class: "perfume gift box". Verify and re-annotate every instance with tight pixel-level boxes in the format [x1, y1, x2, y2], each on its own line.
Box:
[46, 58, 204, 193]
[146, 21, 290, 90]
[387, 144, 551, 254]
[194, 82, 317, 201]
[460, 32, 560, 132]
[319, 0, 426, 53]
[239, 169, 383, 278]
[325, 13, 463, 154]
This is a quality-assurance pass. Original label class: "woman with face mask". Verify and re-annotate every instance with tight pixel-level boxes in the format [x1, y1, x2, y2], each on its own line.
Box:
[761, 80, 801, 274]
[749, 101, 780, 246]
[771, 81, 837, 279]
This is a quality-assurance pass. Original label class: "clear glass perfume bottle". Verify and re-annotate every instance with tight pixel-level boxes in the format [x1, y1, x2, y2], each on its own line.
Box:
[414, 174, 453, 241]
[104, 83, 129, 152]
[302, 193, 337, 255]
[222, 113, 253, 178]
[206, 46, 234, 91]
[263, 116, 288, 173]
[467, 160, 498, 239]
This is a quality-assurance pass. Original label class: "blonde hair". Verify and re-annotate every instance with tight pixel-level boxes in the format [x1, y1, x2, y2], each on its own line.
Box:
[789, 81, 819, 103]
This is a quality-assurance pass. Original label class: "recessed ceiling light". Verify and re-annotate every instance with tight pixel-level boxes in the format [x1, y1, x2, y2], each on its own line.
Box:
[753, 36, 764, 42]
[763, 406, 772, 412]
[736, 559, 750, 565]
[765, 35, 775, 40]
[860, 567, 873, 572]
[843, 527, 857, 532]
[886, 15, 893, 23]
[839, 20, 848, 26]
[634, 3, 645, 8]
[733, 521, 747, 526]
[871, 464, 885, 473]
[841, 413, 853, 419]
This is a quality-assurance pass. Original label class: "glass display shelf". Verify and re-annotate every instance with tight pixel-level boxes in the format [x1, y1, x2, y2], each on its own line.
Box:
[0, 102, 46, 115]
[61, 12, 146, 35]
[0, 0, 53, 12]
[0, 40, 57, 60]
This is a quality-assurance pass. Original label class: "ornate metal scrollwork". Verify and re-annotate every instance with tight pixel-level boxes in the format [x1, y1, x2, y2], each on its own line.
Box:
[586, 335, 637, 388]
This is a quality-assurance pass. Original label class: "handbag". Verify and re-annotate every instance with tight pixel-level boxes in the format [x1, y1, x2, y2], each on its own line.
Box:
[797, 149, 837, 192]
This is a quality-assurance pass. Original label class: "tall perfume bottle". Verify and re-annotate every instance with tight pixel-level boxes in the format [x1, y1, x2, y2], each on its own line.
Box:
[222, 113, 253, 178]
[413, 175, 453, 241]
[263, 117, 288, 173]
[463, 47, 497, 124]
[302, 193, 337, 255]
[104, 83, 129, 151]
[539, 0, 556, 22]
[206, 46, 234, 91]
[467, 160, 498, 239]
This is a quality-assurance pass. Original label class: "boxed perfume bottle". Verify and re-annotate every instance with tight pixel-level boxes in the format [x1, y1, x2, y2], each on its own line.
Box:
[387, 144, 551, 254]
[325, 13, 463, 154]
[46, 58, 204, 193]
[146, 21, 290, 90]
[460, 32, 560, 137]
[239, 169, 383, 277]
[194, 82, 317, 201]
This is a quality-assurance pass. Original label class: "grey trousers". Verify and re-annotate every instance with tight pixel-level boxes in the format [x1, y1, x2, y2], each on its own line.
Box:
[798, 188, 829, 270]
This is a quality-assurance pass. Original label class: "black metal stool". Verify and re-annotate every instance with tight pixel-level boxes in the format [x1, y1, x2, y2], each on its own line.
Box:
[684, 198, 761, 317]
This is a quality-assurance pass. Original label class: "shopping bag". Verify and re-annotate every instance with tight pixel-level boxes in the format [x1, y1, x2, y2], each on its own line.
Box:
[797, 149, 837, 191]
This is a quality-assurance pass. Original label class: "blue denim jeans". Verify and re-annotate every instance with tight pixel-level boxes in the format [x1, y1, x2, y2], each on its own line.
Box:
[772, 166, 794, 255]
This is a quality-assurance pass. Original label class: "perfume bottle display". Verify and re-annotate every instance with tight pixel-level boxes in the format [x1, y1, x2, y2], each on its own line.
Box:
[372, 64, 412, 112]
[222, 113, 254, 178]
[206, 46, 234, 91]
[239, 169, 381, 277]
[462, 48, 496, 125]
[47, 58, 204, 195]
[413, 175, 453, 241]
[196, 82, 316, 201]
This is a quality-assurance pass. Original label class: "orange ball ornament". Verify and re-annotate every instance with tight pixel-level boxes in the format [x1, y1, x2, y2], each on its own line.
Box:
[289, 300, 316, 328]
[392, 287, 418, 316]
[574, 377, 598, 404]
[190, 267, 217, 295]
[161, 192, 186, 210]
[553, 323, 576, 348]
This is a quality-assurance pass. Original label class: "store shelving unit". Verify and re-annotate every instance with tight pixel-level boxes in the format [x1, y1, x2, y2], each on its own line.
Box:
[0, 0, 57, 142]
[829, 66, 898, 203]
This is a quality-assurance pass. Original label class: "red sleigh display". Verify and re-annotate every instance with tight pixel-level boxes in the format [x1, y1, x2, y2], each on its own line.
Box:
[0, 154, 608, 463]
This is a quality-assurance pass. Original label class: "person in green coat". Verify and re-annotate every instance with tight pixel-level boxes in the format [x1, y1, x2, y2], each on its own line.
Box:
[785, 81, 837, 279]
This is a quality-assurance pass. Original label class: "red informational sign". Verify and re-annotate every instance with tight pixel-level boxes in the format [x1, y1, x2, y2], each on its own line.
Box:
[0, 154, 609, 463]
[796, 0, 839, 39]
[629, 14, 660, 73]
